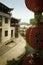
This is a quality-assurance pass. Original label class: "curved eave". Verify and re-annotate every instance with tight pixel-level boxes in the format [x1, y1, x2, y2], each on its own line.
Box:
[0, 2, 13, 12]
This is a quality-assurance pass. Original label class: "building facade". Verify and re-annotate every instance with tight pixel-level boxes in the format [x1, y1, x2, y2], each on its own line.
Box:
[0, 2, 19, 44]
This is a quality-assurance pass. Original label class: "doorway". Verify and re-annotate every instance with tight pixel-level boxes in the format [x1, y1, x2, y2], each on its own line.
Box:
[11, 30, 13, 37]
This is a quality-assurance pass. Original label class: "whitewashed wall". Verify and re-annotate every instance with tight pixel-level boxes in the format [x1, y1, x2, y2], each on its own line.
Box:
[0, 12, 15, 44]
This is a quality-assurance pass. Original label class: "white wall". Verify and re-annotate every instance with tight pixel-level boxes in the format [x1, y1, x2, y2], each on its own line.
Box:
[0, 12, 15, 44]
[2, 16, 11, 44]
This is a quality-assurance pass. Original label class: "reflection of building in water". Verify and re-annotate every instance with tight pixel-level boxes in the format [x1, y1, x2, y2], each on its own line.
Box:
[0, 2, 20, 44]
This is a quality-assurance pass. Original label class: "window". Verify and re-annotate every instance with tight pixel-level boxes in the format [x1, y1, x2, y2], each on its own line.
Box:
[0, 16, 2, 22]
[5, 31, 8, 36]
[5, 17, 8, 23]
[11, 30, 13, 37]
[15, 26, 18, 38]
[0, 16, 2, 26]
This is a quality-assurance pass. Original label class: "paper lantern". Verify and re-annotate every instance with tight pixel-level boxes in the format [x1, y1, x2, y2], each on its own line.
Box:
[25, 0, 43, 13]
[26, 23, 43, 50]
[26, 26, 32, 43]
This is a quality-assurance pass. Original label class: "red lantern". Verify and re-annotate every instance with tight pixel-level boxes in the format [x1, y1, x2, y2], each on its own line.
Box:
[26, 23, 43, 50]
[25, 0, 43, 13]
[25, 0, 43, 50]
[23, 53, 43, 65]
[26, 26, 32, 43]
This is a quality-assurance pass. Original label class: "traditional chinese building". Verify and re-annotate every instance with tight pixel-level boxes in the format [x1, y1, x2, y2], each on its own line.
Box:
[0, 2, 26, 65]
[0, 2, 20, 44]
[11, 17, 20, 38]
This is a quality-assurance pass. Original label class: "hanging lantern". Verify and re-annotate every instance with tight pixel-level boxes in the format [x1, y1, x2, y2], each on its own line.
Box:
[25, 0, 43, 65]
[26, 26, 32, 43]
[25, 0, 43, 13]
[25, 0, 43, 50]
[26, 23, 43, 50]
[29, 23, 43, 50]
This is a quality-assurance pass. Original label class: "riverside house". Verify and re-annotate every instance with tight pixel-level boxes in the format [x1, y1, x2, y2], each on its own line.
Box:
[0, 2, 20, 44]
[0, 2, 26, 65]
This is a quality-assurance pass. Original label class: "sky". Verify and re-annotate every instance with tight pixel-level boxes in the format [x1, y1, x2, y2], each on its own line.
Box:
[0, 0, 34, 23]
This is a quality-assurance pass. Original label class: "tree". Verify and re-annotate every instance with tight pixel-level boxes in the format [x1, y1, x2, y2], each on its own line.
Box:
[6, 59, 17, 65]
[30, 14, 43, 25]
[30, 18, 37, 25]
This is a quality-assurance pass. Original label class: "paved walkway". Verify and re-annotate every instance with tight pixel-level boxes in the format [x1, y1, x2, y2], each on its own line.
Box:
[0, 35, 26, 65]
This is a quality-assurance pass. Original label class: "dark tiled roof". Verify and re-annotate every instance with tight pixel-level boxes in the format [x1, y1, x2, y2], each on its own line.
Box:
[11, 18, 20, 23]
[0, 2, 13, 13]
[11, 18, 20, 27]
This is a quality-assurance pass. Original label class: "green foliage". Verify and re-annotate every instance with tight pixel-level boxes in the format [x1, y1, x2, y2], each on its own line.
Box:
[30, 18, 37, 25]
[19, 30, 25, 37]
[19, 30, 24, 32]
[38, 50, 43, 59]
[6, 59, 17, 65]
[6, 56, 24, 65]
[30, 14, 43, 25]
[25, 43, 29, 55]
